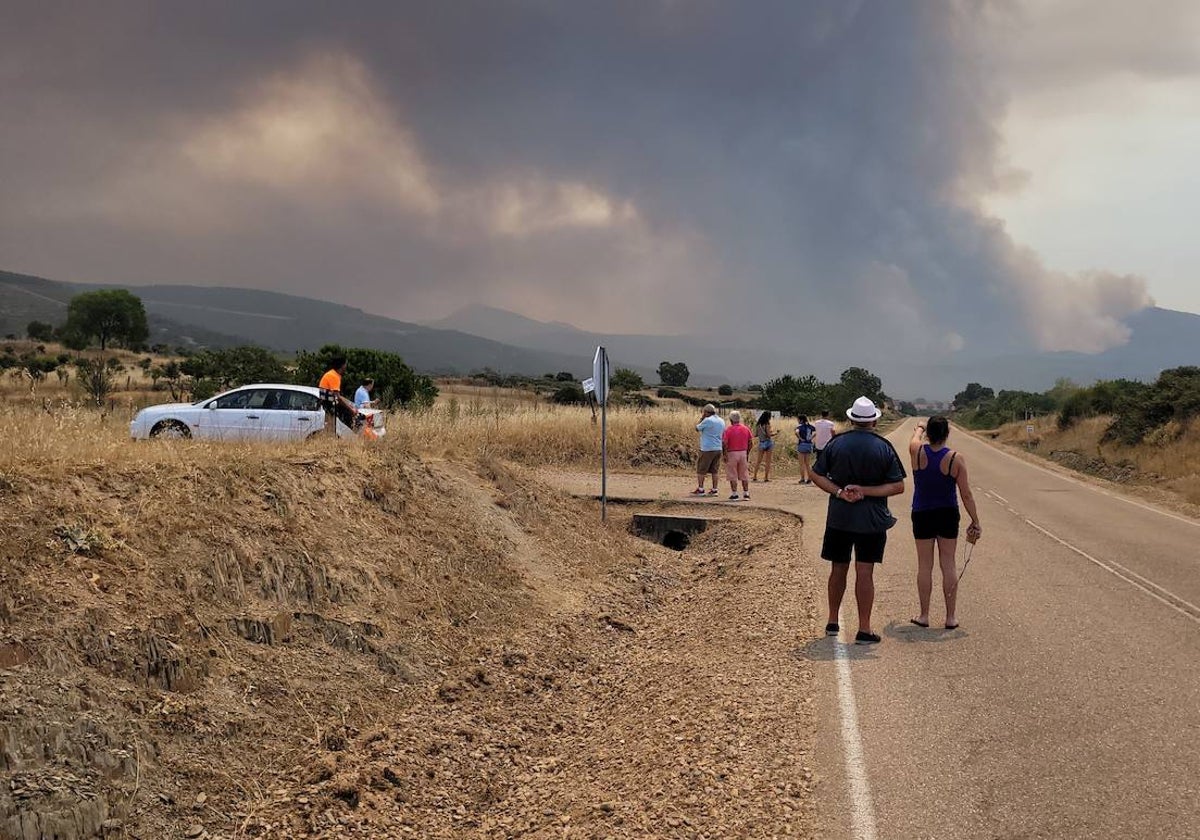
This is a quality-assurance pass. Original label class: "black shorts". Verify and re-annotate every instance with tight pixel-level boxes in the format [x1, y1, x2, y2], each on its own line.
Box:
[911, 507, 961, 540]
[821, 527, 887, 564]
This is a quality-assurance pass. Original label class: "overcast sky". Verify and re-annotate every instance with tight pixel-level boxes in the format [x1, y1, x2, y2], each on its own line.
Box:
[2, 1, 1195, 360]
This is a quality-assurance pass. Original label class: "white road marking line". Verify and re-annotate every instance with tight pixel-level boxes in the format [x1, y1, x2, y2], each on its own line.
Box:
[963, 426, 1200, 530]
[988, 490, 1009, 505]
[1023, 518, 1200, 624]
[834, 616, 879, 840]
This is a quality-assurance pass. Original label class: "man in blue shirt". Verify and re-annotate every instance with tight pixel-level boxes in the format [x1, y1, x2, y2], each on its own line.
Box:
[811, 397, 907, 645]
[353, 378, 375, 409]
[692, 403, 726, 496]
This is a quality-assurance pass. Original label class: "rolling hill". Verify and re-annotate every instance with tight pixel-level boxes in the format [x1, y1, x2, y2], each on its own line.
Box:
[0, 270, 601, 377]
[5, 268, 1198, 395]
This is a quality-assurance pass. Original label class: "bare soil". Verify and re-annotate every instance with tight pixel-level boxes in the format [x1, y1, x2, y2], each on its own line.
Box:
[1, 444, 819, 839]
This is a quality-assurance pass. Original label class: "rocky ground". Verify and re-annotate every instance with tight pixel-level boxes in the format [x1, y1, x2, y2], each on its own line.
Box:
[1, 447, 821, 839]
[248, 507, 820, 839]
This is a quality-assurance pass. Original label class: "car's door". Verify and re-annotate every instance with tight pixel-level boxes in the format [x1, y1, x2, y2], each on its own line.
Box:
[259, 388, 321, 440]
[199, 388, 268, 440]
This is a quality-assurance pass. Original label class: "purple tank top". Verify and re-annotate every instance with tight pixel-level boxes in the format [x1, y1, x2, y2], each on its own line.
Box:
[912, 445, 958, 511]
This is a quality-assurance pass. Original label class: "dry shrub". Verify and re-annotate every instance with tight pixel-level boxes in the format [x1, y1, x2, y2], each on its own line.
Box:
[0, 409, 651, 837]
[991, 414, 1200, 494]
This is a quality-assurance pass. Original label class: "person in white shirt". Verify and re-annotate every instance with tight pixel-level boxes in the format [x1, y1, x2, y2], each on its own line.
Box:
[813, 409, 837, 458]
[353, 378, 375, 409]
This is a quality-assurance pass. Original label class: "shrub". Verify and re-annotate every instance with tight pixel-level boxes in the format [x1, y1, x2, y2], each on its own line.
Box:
[552, 383, 587, 405]
[717, 384, 733, 396]
[611, 368, 645, 392]
[295, 345, 437, 408]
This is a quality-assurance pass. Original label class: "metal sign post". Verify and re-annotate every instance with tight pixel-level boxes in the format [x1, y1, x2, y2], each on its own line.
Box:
[592, 346, 610, 520]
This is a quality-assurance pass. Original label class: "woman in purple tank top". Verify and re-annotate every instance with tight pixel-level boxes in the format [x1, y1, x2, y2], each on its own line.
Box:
[907, 416, 981, 630]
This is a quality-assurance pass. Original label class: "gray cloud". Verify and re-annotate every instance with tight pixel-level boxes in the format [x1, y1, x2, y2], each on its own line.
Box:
[0, 1, 1156, 361]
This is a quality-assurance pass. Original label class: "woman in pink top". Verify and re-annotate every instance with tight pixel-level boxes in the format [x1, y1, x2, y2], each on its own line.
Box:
[722, 410, 755, 500]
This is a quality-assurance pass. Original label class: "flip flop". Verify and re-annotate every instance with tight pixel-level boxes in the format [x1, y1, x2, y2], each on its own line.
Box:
[945, 623, 960, 630]
[909, 618, 929, 628]
[855, 631, 881, 645]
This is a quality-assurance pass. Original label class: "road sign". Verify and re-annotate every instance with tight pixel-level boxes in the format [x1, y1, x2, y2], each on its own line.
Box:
[582, 377, 596, 394]
[593, 346, 611, 520]
[592, 347, 610, 406]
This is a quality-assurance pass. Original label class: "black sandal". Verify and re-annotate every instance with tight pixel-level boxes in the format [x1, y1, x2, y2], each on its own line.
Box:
[855, 631, 881, 645]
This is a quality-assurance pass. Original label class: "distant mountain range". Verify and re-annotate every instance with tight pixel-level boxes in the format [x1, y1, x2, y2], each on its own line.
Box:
[3, 269, 1198, 398]
[0, 270, 603, 378]
[423, 302, 1200, 398]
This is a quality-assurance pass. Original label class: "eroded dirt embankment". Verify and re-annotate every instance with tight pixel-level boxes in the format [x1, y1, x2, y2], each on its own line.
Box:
[1, 444, 818, 839]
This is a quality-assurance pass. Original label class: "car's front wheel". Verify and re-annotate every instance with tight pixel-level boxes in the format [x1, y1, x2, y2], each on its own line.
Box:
[150, 420, 192, 439]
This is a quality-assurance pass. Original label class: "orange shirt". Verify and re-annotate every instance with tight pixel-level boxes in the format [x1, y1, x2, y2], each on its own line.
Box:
[319, 369, 342, 393]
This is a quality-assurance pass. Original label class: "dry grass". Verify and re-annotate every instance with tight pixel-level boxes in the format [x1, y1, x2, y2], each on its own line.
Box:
[992, 414, 1200, 505]
[0, 413, 655, 836]
[0, 399, 818, 477]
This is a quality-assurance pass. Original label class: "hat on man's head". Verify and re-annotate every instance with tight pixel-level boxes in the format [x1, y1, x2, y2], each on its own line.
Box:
[846, 396, 882, 422]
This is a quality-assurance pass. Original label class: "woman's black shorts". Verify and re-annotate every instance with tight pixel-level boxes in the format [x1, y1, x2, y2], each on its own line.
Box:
[911, 507, 961, 540]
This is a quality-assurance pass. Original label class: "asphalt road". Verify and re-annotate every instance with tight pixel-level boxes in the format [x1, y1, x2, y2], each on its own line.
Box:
[811, 418, 1200, 840]
[541, 422, 1200, 838]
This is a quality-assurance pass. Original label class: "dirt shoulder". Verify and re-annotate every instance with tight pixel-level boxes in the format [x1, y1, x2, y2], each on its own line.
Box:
[269, 504, 820, 838]
[1, 445, 820, 839]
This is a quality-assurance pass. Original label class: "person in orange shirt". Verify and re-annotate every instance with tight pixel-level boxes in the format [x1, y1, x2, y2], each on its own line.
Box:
[318, 356, 360, 433]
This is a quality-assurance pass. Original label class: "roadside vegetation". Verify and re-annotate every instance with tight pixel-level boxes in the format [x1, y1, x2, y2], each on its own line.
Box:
[953, 367, 1200, 508]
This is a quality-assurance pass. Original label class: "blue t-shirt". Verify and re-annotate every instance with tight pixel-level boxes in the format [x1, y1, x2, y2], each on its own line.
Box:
[353, 386, 372, 408]
[814, 429, 907, 533]
[796, 423, 815, 443]
[696, 415, 726, 452]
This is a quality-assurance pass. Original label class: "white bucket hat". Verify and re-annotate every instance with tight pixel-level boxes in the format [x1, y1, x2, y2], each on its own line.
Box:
[847, 396, 882, 422]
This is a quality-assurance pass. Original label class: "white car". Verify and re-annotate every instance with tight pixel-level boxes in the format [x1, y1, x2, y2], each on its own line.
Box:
[130, 384, 386, 441]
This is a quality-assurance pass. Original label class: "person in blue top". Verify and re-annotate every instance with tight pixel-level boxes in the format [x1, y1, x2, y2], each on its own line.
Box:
[795, 415, 816, 485]
[908, 416, 981, 630]
[692, 404, 726, 496]
[353, 378, 375, 409]
[811, 397, 907, 645]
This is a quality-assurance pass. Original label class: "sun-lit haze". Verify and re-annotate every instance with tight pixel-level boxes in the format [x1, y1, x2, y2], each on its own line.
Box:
[985, 0, 1200, 316]
[2, 1, 1195, 367]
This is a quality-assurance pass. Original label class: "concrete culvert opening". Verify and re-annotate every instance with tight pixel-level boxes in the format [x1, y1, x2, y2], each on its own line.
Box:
[661, 530, 691, 551]
[631, 514, 709, 551]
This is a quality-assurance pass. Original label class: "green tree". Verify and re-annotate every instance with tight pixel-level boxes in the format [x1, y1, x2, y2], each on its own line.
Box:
[26, 320, 54, 342]
[657, 361, 690, 387]
[293, 344, 437, 408]
[838, 367, 883, 404]
[19, 354, 59, 388]
[761, 374, 829, 417]
[1106, 367, 1200, 444]
[611, 368, 645, 392]
[953, 382, 995, 409]
[180, 346, 289, 393]
[62, 289, 149, 351]
[717, 384, 734, 396]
